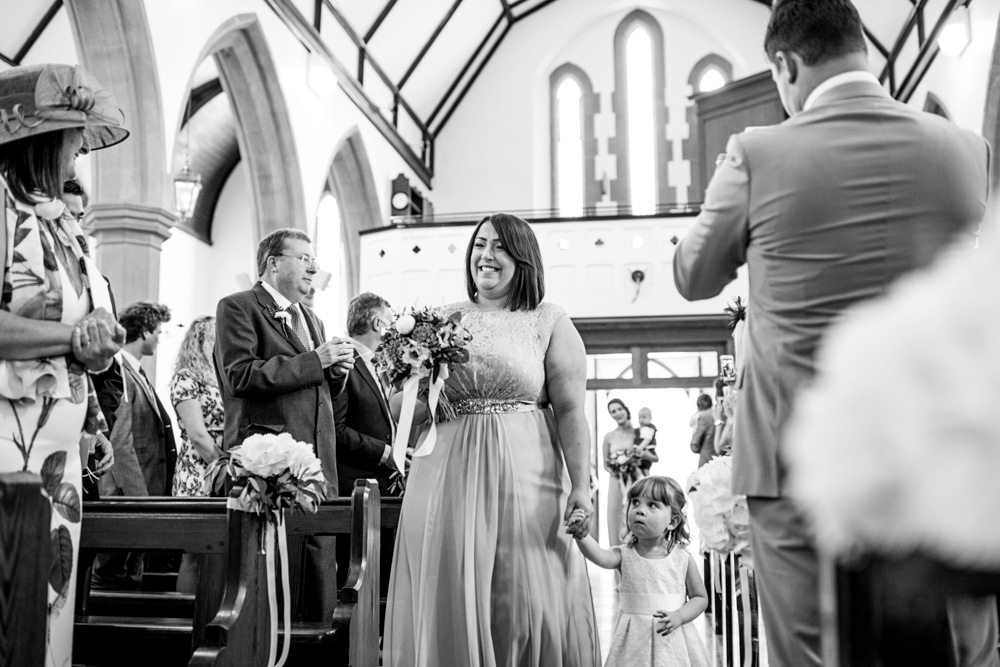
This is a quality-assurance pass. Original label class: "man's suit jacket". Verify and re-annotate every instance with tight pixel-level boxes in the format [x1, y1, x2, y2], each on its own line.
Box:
[674, 79, 990, 498]
[215, 282, 347, 496]
[101, 359, 177, 496]
[333, 352, 399, 497]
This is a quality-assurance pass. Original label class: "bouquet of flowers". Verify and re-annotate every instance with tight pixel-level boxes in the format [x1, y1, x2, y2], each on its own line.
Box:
[207, 432, 327, 522]
[606, 446, 645, 486]
[687, 456, 751, 562]
[375, 306, 472, 394]
[374, 306, 473, 469]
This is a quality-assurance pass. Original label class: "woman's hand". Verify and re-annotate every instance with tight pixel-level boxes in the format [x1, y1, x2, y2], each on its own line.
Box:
[563, 487, 593, 539]
[72, 307, 125, 372]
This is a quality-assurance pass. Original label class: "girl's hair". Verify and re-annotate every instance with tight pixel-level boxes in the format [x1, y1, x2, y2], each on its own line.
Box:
[464, 213, 544, 311]
[607, 398, 631, 421]
[0, 130, 68, 204]
[174, 316, 217, 386]
[622, 476, 691, 551]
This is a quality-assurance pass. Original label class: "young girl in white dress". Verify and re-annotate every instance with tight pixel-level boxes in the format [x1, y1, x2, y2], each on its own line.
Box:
[571, 476, 710, 667]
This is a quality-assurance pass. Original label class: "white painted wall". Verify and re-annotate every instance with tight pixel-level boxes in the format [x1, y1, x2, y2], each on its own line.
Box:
[359, 217, 748, 319]
[155, 162, 255, 388]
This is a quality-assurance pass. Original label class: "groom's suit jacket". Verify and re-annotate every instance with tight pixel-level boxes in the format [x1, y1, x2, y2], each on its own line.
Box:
[215, 282, 347, 495]
[674, 78, 990, 498]
[333, 350, 399, 497]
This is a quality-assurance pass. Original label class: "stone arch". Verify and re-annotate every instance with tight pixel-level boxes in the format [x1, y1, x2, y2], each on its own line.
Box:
[65, 0, 173, 308]
[326, 127, 383, 298]
[185, 14, 307, 245]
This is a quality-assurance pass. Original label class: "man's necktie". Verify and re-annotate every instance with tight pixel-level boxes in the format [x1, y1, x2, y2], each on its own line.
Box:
[288, 305, 313, 351]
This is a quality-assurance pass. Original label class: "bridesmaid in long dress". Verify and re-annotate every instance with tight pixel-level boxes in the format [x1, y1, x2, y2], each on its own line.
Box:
[0, 64, 129, 666]
[602, 398, 639, 546]
[385, 213, 600, 666]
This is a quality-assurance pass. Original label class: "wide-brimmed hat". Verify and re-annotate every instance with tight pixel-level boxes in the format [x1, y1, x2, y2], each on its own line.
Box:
[0, 63, 129, 150]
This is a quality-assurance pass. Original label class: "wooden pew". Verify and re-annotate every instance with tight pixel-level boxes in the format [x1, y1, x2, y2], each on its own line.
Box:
[74, 479, 381, 667]
[0, 472, 50, 667]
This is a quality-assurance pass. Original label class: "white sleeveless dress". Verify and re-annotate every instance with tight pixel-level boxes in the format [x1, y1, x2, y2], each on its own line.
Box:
[606, 544, 710, 667]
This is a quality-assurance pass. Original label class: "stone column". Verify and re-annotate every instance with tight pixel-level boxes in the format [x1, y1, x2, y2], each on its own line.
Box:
[85, 203, 175, 310]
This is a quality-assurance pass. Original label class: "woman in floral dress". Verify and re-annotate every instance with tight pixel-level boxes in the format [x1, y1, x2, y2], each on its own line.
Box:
[0, 63, 129, 667]
[170, 315, 224, 592]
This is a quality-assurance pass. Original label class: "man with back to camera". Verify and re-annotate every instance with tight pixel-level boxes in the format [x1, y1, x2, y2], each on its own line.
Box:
[215, 228, 354, 620]
[673, 0, 995, 664]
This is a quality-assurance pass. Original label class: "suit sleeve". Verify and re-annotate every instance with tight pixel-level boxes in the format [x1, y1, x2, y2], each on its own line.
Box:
[673, 133, 751, 300]
[215, 296, 326, 399]
[105, 382, 147, 495]
[333, 378, 391, 468]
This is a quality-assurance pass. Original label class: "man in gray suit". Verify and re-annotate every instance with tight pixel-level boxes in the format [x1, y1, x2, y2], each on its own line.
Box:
[673, 1, 993, 664]
[216, 228, 354, 620]
[94, 301, 175, 589]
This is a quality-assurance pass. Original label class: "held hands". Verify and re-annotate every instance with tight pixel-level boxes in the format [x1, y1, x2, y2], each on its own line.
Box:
[316, 337, 355, 374]
[72, 307, 125, 372]
[563, 488, 593, 539]
[654, 610, 684, 636]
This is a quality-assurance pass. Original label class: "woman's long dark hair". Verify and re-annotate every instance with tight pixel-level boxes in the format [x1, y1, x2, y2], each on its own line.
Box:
[0, 130, 66, 204]
[464, 213, 544, 311]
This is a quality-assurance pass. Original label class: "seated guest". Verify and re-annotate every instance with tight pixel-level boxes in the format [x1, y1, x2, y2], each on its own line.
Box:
[93, 301, 175, 590]
[170, 315, 224, 593]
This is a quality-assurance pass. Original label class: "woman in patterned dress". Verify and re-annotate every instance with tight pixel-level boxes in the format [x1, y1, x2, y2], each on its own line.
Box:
[0, 63, 129, 667]
[169, 315, 224, 592]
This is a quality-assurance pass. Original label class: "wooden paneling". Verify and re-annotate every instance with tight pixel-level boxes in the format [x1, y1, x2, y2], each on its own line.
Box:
[690, 71, 785, 202]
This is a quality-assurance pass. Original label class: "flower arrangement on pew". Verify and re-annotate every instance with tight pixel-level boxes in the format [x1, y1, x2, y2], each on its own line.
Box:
[207, 432, 326, 667]
[374, 306, 473, 470]
[687, 456, 751, 562]
[209, 432, 327, 521]
[605, 446, 645, 487]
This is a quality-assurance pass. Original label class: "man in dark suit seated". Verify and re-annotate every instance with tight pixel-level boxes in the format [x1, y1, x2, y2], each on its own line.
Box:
[334, 292, 401, 590]
[215, 228, 354, 620]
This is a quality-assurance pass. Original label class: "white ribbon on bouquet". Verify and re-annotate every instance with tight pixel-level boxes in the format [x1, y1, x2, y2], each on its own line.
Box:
[391, 363, 449, 471]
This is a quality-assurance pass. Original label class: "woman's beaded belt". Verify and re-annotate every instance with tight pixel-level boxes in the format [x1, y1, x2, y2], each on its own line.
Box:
[453, 399, 549, 414]
[618, 593, 686, 614]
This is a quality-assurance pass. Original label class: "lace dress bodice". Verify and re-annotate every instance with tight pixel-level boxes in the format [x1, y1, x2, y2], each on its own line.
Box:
[444, 301, 565, 404]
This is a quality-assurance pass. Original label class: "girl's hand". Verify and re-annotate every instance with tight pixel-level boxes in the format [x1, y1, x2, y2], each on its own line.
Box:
[565, 508, 587, 538]
[654, 610, 684, 635]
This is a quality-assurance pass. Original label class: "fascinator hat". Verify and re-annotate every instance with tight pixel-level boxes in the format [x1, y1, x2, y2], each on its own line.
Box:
[0, 63, 129, 149]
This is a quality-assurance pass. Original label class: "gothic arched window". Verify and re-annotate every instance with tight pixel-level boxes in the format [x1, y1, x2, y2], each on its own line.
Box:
[550, 63, 599, 216]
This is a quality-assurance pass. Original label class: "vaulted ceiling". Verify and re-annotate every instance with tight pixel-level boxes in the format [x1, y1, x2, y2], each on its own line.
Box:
[1, 0, 972, 185]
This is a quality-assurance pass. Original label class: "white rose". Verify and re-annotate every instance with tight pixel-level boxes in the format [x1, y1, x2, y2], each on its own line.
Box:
[239, 433, 309, 477]
[395, 314, 416, 335]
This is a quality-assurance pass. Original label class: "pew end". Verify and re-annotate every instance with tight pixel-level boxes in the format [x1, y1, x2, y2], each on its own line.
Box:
[0, 472, 50, 667]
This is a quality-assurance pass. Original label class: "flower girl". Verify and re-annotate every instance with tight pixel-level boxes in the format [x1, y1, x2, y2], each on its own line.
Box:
[570, 476, 710, 667]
